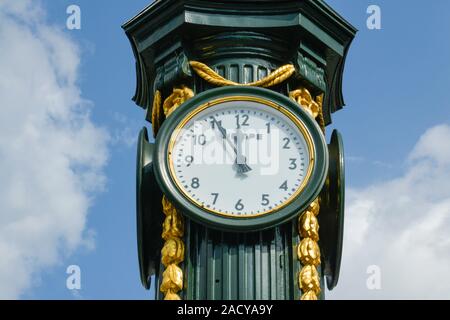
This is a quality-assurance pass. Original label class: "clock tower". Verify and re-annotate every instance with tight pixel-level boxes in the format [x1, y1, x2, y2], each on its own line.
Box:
[123, 0, 356, 300]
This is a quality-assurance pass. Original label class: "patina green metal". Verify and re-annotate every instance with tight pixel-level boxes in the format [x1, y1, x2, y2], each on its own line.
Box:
[124, 0, 356, 300]
[319, 129, 345, 290]
[136, 127, 164, 289]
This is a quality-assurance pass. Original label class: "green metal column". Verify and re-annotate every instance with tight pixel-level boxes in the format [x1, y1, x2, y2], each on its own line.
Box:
[184, 219, 300, 300]
[182, 38, 299, 299]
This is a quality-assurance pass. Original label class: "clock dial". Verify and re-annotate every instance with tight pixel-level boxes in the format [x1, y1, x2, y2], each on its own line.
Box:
[168, 97, 314, 217]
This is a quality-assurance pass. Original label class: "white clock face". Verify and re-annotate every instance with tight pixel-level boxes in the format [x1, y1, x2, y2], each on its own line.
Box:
[168, 97, 314, 217]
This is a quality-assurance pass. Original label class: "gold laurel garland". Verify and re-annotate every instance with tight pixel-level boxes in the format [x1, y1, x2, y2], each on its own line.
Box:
[152, 86, 194, 137]
[151, 90, 162, 137]
[290, 88, 325, 300]
[151, 86, 194, 300]
[162, 86, 195, 117]
[289, 88, 325, 133]
[160, 195, 185, 300]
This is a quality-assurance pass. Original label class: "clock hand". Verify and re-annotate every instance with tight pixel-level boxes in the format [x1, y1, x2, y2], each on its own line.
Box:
[211, 117, 252, 173]
[211, 117, 235, 153]
[233, 130, 252, 174]
[212, 117, 227, 140]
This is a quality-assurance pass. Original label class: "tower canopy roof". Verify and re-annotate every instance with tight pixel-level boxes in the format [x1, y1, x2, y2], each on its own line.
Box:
[123, 0, 357, 123]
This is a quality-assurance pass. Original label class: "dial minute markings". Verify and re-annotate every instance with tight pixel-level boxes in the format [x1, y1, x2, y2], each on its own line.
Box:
[173, 106, 311, 216]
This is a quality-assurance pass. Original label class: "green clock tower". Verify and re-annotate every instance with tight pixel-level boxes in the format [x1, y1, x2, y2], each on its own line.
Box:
[123, 0, 356, 300]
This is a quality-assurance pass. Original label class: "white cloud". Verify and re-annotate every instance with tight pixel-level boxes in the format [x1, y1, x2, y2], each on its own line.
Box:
[0, 0, 108, 298]
[329, 124, 450, 299]
[110, 112, 138, 148]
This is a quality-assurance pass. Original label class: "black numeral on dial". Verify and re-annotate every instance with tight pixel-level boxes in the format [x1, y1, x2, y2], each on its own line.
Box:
[236, 114, 249, 128]
[283, 137, 291, 149]
[191, 177, 200, 189]
[261, 194, 270, 206]
[193, 134, 206, 145]
[185, 155, 194, 167]
[289, 159, 297, 170]
[235, 199, 244, 211]
[279, 181, 288, 191]
[210, 119, 222, 129]
[211, 193, 219, 205]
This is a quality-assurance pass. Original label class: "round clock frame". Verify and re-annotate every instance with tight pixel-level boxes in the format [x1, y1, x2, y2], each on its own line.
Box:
[153, 86, 329, 231]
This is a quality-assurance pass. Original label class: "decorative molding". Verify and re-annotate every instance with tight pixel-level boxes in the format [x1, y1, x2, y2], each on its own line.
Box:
[294, 53, 327, 93]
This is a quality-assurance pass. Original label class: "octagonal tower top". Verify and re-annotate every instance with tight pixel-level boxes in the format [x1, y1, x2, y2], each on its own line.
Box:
[123, 0, 356, 125]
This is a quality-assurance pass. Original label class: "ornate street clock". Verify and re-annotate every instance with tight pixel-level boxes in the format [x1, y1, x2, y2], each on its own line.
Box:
[154, 87, 328, 231]
[124, 0, 356, 300]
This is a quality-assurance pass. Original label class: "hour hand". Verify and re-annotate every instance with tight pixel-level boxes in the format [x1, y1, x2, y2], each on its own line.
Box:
[234, 131, 252, 174]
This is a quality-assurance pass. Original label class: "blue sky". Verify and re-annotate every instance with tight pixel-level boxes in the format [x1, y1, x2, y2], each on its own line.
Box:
[28, 0, 154, 299]
[1, 0, 450, 299]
